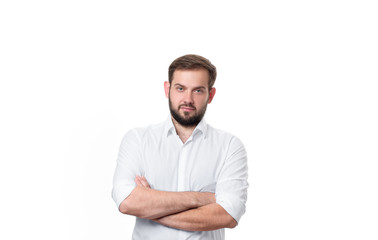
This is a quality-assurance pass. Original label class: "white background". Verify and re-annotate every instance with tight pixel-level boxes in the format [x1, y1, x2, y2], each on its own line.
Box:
[1, 0, 377, 239]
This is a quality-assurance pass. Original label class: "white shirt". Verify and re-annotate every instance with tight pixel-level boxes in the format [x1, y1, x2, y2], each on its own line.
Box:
[112, 117, 248, 240]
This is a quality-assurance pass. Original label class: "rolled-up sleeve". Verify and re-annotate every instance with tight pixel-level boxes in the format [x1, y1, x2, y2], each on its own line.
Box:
[112, 129, 142, 209]
[216, 136, 248, 223]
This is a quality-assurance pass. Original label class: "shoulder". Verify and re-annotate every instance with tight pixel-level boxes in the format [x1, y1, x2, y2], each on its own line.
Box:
[122, 121, 166, 143]
[205, 124, 247, 159]
[206, 124, 245, 147]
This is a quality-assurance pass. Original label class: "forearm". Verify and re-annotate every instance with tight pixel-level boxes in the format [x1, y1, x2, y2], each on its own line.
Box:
[119, 185, 215, 219]
[153, 203, 237, 231]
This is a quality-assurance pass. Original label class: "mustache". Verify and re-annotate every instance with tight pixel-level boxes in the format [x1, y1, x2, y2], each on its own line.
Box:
[179, 104, 196, 110]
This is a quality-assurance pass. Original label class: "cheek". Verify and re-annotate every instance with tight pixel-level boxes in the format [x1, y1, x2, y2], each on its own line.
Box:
[169, 93, 180, 105]
[169, 92, 177, 102]
[195, 95, 209, 105]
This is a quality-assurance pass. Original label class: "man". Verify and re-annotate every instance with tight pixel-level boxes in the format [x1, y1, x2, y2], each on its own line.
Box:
[112, 54, 248, 239]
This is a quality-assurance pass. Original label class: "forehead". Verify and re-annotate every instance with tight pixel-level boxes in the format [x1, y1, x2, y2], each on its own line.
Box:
[171, 69, 210, 88]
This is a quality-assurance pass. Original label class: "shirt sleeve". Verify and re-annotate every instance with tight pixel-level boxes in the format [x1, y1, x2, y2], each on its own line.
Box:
[215, 136, 248, 224]
[111, 129, 143, 209]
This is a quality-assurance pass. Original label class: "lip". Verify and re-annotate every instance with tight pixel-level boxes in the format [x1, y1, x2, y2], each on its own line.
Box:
[180, 106, 195, 111]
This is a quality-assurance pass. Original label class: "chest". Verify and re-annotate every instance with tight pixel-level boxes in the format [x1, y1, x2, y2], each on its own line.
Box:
[141, 136, 226, 192]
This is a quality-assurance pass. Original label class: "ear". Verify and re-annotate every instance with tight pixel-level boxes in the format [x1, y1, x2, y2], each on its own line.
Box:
[164, 81, 170, 98]
[208, 87, 216, 104]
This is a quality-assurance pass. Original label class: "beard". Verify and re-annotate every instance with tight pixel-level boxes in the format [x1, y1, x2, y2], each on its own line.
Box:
[169, 98, 207, 127]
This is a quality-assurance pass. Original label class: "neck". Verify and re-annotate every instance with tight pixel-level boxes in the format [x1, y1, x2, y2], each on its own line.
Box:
[171, 116, 197, 143]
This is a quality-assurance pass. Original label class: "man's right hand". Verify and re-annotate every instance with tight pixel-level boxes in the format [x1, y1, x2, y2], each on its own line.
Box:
[134, 176, 151, 188]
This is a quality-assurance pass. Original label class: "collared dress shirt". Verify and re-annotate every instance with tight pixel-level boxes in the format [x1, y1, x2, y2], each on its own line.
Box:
[112, 117, 248, 240]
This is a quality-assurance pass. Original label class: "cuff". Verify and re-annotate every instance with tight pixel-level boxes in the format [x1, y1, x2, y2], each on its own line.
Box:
[112, 184, 135, 209]
[216, 194, 246, 223]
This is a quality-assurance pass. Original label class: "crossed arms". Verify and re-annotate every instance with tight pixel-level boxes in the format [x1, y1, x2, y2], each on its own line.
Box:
[113, 131, 248, 231]
[119, 176, 237, 231]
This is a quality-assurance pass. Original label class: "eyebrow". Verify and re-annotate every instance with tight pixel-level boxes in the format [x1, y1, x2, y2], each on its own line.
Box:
[173, 83, 206, 90]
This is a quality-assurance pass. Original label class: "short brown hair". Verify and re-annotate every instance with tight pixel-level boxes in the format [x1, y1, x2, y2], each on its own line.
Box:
[168, 54, 217, 89]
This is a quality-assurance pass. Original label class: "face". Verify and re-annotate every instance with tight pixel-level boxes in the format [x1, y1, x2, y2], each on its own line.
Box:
[164, 69, 216, 127]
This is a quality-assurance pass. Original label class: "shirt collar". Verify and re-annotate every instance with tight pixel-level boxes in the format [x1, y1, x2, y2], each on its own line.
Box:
[164, 116, 176, 137]
[164, 116, 208, 139]
[193, 118, 208, 138]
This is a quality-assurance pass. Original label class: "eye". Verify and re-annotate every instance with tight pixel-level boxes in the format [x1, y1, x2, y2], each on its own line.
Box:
[177, 87, 184, 92]
[194, 89, 204, 93]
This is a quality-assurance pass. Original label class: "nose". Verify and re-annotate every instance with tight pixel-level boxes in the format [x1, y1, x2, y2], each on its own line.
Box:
[183, 90, 194, 105]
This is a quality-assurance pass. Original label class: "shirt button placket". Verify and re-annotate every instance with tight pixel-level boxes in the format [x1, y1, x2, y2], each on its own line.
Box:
[178, 141, 190, 239]
[177, 143, 188, 192]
